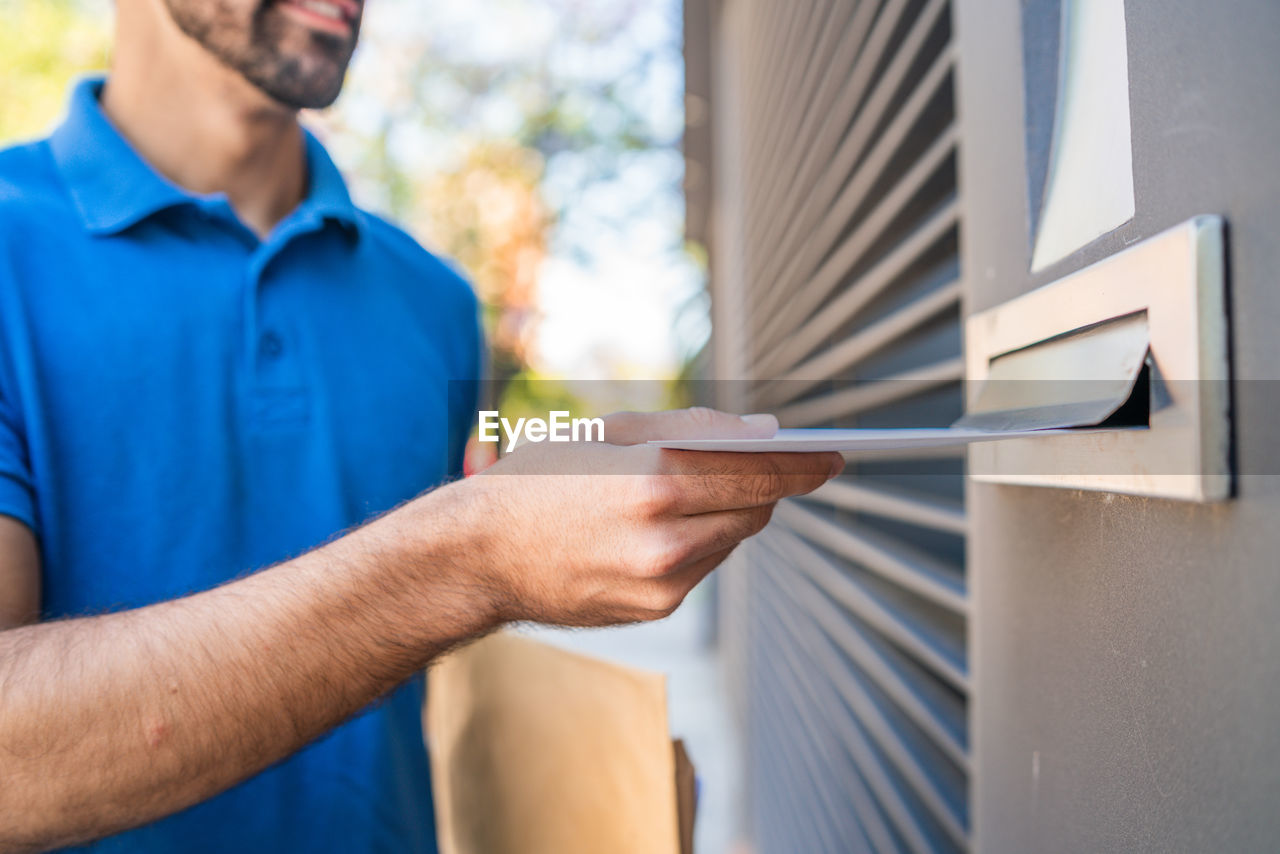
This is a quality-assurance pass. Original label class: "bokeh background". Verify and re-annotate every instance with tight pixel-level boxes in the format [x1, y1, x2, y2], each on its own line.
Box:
[2, 1, 736, 851]
[1, 0, 710, 400]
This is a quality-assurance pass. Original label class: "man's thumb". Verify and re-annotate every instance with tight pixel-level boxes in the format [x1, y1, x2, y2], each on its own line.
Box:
[601, 408, 779, 445]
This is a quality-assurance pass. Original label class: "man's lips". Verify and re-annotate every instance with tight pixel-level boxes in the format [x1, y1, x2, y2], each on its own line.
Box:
[276, 0, 361, 37]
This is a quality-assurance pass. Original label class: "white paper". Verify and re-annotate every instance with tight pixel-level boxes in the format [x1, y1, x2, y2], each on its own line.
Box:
[647, 427, 1126, 453]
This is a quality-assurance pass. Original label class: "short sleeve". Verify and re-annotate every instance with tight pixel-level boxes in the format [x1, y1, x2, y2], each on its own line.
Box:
[0, 382, 36, 533]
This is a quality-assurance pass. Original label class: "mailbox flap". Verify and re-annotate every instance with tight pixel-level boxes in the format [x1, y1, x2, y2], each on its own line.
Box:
[953, 312, 1150, 433]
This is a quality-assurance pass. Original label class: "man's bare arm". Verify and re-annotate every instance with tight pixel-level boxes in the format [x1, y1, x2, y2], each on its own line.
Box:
[0, 409, 842, 852]
[0, 487, 496, 852]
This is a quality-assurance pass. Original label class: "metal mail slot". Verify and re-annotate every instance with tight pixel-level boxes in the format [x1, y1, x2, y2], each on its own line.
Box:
[962, 215, 1231, 502]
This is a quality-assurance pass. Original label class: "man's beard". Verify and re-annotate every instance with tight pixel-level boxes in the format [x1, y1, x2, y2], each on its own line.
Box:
[164, 0, 359, 110]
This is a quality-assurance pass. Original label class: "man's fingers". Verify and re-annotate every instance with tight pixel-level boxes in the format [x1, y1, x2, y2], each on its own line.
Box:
[632, 545, 738, 621]
[678, 505, 775, 561]
[603, 407, 778, 446]
[658, 450, 843, 514]
[668, 544, 738, 599]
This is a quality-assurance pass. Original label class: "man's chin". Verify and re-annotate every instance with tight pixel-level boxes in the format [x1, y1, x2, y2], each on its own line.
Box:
[257, 78, 346, 111]
[241, 55, 349, 110]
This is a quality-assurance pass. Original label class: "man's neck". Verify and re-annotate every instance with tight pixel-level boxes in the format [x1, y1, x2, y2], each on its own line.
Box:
[102, 4, 307, 239]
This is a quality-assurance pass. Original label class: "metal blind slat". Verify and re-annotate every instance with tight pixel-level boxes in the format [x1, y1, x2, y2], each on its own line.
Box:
[741, 2, 809, 236]
[774, 356, 963, 425]
[799, 477, 968, 536]
[760, 46, 957, 333]
[749, 598, 886, 853]
[749, 0, 949, 308]
[766, 279, 962, 403]
[760, 530, 969, 692]
[761, 540, 971, 768]
[757, 584, 969, 846]
[776, 502, 967, 614]
[744, 0, 890, 269]
[752, 662, 893, 853]
[748, 0, 836, 198]
[756, 199, 960, 377]
[757, 127, 958, 350]
[755, 583, 963, 853]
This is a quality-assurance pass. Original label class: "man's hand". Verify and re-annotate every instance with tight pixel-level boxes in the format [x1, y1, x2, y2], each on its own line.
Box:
[449, 408, 842, 626]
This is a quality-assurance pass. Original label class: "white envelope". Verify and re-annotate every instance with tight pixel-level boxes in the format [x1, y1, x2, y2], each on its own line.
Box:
[647, 426, 1129, 453]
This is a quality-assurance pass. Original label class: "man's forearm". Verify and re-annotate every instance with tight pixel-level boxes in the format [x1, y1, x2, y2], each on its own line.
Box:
[0, 486, 497, 852]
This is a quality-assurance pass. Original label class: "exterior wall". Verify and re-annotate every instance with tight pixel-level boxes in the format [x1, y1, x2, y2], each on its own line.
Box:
[691, 1, 1280, 852]
[956, 1, 1280, 851]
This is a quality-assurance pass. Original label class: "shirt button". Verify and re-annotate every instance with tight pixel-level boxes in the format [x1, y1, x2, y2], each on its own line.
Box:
[259, 331, 284, 359]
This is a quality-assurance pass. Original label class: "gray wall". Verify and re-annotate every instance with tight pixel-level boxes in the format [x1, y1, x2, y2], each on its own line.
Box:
[955, 1, 1280, 850]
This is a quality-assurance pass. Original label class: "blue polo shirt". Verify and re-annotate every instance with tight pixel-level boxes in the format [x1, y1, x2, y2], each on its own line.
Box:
[0, 79, 481, 852]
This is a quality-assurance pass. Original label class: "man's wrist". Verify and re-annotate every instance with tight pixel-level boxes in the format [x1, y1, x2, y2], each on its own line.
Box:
[334, 480, 507, 654]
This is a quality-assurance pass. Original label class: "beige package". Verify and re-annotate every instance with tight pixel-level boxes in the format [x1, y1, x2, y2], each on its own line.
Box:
[427, 632, 696, 854]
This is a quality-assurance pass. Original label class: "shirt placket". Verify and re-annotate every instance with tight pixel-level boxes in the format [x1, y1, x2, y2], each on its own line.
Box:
[241, 210, 327, 430]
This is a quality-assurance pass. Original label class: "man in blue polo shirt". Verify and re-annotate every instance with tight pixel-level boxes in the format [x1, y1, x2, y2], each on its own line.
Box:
[0, 1, 841, 851]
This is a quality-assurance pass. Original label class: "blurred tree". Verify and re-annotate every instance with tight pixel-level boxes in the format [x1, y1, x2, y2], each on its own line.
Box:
[0, 0, 110, 144]
[413, 142, 549, 392]
[313, 0, 685, 405]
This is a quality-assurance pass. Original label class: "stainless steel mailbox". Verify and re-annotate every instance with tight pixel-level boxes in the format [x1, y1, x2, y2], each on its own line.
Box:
[962, 215, 1231, 502]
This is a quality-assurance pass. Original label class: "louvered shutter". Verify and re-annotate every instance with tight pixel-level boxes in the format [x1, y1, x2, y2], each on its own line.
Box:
[685, 2, 968, 851]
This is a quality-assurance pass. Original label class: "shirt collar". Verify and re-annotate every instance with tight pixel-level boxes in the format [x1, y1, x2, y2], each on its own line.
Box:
[298, 128, 361, 241]
[50, 76, 361, 240]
